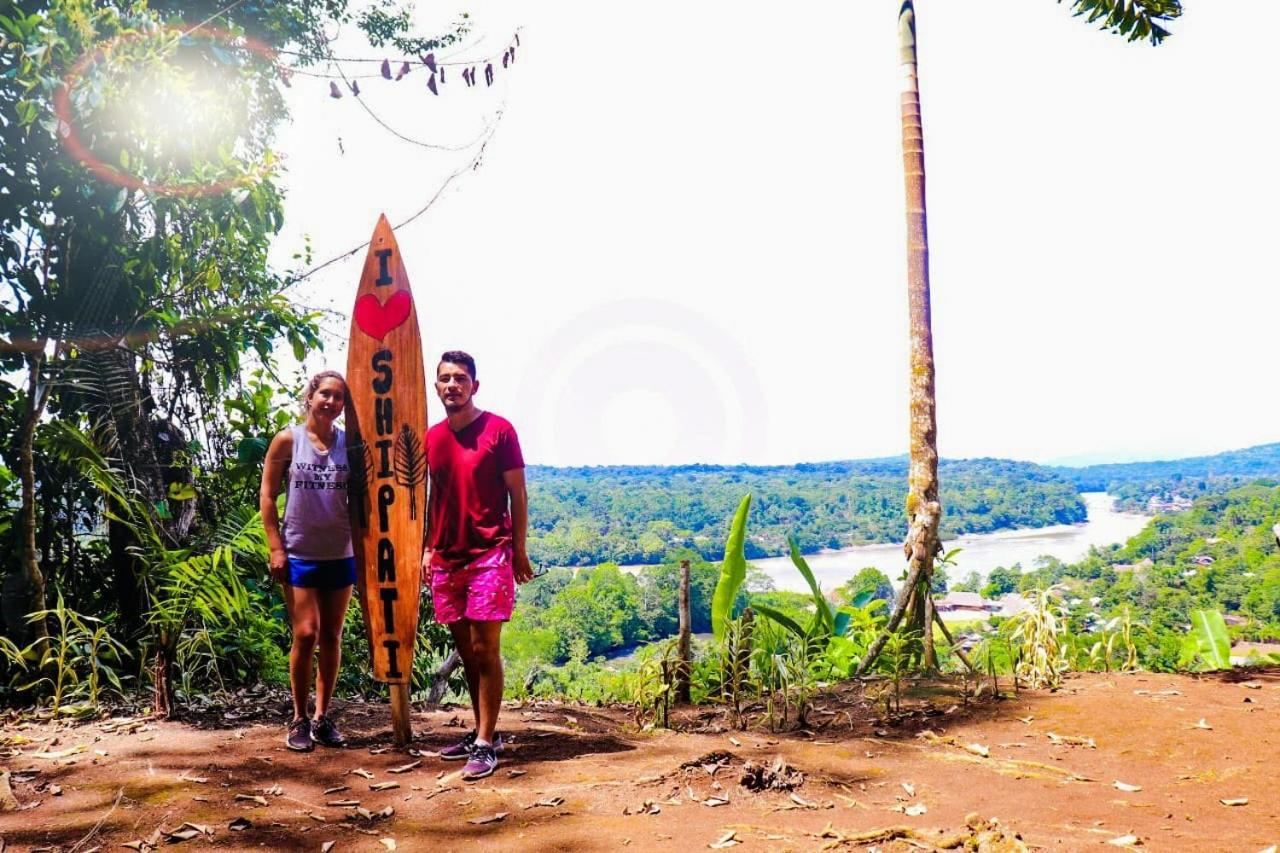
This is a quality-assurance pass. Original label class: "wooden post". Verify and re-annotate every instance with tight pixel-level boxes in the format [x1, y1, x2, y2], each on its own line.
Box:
[675, 559, 692, 703]
[389, 683, 412, 746]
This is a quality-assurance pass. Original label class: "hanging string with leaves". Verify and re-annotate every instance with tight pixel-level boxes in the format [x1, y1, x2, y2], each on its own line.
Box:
[393, 424, 426, 520]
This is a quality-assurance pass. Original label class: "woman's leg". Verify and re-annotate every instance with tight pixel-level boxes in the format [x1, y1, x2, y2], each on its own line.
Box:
[282, 583, 321, 720]
[314, 583, 354, 718]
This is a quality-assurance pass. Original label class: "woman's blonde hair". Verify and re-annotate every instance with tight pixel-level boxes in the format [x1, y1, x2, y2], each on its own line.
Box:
[303, 370, 349, 411]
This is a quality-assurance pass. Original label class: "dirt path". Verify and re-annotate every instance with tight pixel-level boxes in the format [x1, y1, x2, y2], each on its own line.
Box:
[3, 669, 1278, 852]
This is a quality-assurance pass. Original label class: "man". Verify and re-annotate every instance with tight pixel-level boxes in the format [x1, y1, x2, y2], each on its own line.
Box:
[422, 350, 532, 780]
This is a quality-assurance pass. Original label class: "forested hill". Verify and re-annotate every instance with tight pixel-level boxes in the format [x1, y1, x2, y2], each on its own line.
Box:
[524, 457, 1085, 567]
[1051, 443, 1280, 512]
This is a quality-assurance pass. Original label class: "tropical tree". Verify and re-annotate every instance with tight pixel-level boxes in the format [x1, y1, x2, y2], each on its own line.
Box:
[858, 0, 1183, 675]
[0, 0, 462, 647]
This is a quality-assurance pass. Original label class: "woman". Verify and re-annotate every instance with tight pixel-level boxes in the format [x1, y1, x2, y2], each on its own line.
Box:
[261, 371, 356, 751]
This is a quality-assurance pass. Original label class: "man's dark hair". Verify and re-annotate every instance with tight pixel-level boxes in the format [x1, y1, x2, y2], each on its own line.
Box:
[439, 350, 477, 380]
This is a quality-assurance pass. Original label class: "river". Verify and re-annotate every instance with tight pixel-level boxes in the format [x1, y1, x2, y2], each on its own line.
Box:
[749, 492, 1148, 594]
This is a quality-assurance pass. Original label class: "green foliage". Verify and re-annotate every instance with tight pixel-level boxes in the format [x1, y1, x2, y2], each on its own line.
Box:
[1058, 0, 1183, 45]
[1007, 587, 1070, 689]
[15, 592, 130, 713]
[525, 458, 1086, 567]
[711, 494, 751, 641]
[1180, 609, 1231, 671]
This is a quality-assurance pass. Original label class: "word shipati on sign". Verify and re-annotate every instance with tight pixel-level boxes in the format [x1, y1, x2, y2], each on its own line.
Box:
[347, 215, 427, 684]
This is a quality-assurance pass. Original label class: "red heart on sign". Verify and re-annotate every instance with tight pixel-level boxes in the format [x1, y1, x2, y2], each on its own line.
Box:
[354, 291, 412, 341]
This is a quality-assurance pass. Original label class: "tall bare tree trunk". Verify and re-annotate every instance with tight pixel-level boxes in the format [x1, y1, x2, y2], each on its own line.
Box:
[5, 350, 51, 644]
[858, 0, 941, 676]
[675, 559, 692, 703]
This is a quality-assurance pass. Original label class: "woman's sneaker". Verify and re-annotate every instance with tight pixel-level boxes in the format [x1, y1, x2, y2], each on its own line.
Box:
[462, 742, 498, 780]
[286, 718, 313, 752]
[440, 731, 503, 761]
[312, 714, 346, 748]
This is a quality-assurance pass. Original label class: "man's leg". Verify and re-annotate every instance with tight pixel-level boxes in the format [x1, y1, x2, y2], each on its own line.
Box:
[282, 583, 321, 721]
[467, 620, 504, 745]
[314, 584, 354, 718]
[448, 620, 481, 731]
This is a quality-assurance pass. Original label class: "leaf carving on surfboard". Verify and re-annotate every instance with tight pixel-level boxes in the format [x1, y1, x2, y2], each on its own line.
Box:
[347, 440, 374, 528]
[393, 424, 426, 520]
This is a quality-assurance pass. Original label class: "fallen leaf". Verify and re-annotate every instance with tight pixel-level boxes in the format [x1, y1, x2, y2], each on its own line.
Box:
[1047, 732, 1097, 748]
[1017, 716, 1034, 725]
[27, 745, 87, 760]
[387, 761, 421, 774]
[901, 782, 916, 797]
[507, 769, 527, 778]
[328, 800, 361, 807]
[728, 737, 742, 747]
[525, 796, 565, 809]
[1241, 681, 1262, 690]
[350, 768, 375, 779]
[165, 828, 202, 842]
[324, 785, 350, 795]
[179, 774, 208, 784]
[1107, 834, 1141, 847]
[229, 817, 251, 831]
[264, 783, 283, 796]
[1194, 719, 1213, 730]
[905, 803, 927, 816]
[379, 839, 396, 851]
[0, 770, 18, 811]
[235, 794, 269, 806]
[468, 812, 508, 824]
[370, 782, 400, 792]
[709, 830, 739, 849]
[1221, 798, 1249, 807]
[1114, 781, 1143, 793]
[321, 843, 337, 852]
[964, 743, 990, 758]
[703, 797, 730, 807]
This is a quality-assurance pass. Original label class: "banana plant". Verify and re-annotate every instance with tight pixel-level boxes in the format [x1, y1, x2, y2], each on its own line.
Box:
[711, 494, 752, 641]
[1179, 609, 1231, 671]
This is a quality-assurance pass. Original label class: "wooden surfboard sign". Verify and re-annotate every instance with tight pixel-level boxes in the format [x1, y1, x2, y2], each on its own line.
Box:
[346, 214, 427, 688]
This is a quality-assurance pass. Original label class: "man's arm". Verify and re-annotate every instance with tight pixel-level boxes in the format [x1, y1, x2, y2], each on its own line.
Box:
[503, 466, 533, 583]
[260, 429, 293, 583]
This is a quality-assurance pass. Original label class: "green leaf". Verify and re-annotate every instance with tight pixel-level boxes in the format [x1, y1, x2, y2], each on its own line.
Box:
[236, 436, 270, 463]
[751, 602, 806, 639]
[711, 494, 751, 641]
[788, 537, 834, 634]
[1188, 609, 1231, 670]
[167, 482, 197, 501]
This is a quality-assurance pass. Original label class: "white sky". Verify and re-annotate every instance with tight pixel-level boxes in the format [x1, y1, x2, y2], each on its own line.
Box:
[269, 1, 1280, 468]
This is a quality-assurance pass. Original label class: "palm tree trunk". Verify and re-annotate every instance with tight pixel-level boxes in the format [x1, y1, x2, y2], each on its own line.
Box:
[858, 0, 941, 676]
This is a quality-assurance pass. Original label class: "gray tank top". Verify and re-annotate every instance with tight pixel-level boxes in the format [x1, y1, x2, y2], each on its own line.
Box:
[283, 424, 353, 560]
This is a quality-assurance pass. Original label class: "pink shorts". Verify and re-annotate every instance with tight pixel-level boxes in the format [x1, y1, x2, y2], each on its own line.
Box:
[429, 545, 515, 624]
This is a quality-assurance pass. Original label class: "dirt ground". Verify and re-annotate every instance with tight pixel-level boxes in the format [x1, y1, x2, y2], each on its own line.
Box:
[2, 668, 1279, 852]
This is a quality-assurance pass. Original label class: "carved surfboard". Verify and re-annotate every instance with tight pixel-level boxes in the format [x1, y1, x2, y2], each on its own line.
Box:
[346, 214, 426, 684]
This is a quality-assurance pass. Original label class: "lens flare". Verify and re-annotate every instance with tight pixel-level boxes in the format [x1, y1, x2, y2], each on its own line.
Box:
[54, 25, 280, 196]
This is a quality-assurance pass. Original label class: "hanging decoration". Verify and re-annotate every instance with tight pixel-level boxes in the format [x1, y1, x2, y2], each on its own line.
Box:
[273, 29, 522, 101]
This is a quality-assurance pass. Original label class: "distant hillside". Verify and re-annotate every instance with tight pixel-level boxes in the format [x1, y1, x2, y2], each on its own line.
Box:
[525, 457, 1084, 567]
[1051, 442, 1280, 512]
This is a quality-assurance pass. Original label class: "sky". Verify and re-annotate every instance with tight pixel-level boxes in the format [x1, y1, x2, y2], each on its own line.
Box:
[268, 1, 1280, 469]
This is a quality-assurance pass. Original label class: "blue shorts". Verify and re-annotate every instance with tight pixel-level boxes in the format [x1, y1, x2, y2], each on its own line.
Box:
[287, 556, 357, 590]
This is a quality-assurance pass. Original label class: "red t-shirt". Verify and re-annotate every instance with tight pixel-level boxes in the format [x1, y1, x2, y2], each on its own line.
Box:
[426, 411, 525, 568]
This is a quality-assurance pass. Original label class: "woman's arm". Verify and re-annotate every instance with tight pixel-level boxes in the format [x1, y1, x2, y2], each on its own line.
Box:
[260, 429, 293, 583]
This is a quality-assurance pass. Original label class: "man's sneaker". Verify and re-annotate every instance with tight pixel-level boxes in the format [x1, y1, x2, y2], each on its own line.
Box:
[461, 742, 498, 780]
[312, 714, 346, 748]
[440, 730, 503, 761]
[286, 717, 313, 752]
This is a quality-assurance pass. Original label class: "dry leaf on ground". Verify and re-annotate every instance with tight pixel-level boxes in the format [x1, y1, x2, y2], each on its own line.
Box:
[370, 782, 400, 792]
[1114, 781, 1142, 793]
[387, 761, 421, 774]
[468, 812, 508, 824]
[1221, 798, 1249, 807]
[1107, 834, 1141, 847]
[709, 830, 739, 849]
[349, 768, 375, 779]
